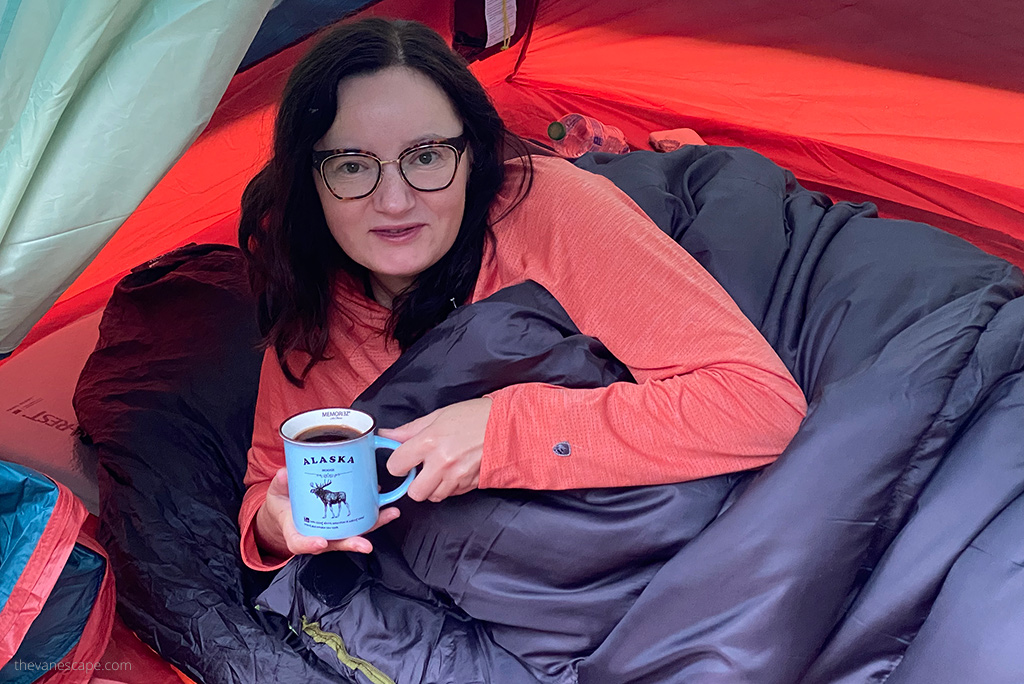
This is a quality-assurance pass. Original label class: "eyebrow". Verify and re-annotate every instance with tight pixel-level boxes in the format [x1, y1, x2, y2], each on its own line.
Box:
[320, 134, 456, 155]
[406, 134, 451, 147]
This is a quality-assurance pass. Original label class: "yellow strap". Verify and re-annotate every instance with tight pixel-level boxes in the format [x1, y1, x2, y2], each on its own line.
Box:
[300, 616, 396, 684]
[501, 0, 512, 50]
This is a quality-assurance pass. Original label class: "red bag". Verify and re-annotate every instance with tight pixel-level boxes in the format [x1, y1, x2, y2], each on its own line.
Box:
[0, 461, 115, 684]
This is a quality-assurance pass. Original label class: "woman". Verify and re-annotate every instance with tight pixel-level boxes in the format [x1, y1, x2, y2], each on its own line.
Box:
[238, 18, 807, 571]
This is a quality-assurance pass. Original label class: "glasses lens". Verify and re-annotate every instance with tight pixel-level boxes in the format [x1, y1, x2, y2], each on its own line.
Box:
[400, 145, 459, 191]
[321, 154, 380, 198]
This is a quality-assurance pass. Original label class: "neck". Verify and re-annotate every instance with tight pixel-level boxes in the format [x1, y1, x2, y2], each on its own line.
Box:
[368, 273, 412, 310]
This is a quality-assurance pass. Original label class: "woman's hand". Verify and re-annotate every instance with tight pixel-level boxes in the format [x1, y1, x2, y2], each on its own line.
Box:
[379, 397, 492, 503]
[254, 467, 400, 560]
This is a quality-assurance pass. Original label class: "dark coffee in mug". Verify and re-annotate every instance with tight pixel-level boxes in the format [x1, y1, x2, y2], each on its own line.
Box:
[294, 425, 363, 443]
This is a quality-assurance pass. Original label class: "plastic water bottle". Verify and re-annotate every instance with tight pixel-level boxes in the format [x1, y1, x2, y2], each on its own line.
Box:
[546, 114, 629, 158]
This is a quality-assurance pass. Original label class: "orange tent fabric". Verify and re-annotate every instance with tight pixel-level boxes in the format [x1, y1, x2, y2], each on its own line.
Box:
[6, 0, 1022, 364]
[471, 0, 1024, 264]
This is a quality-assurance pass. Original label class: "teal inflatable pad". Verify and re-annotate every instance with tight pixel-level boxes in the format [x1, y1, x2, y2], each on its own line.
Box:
[0, 462, 105, 682]
[0, 462, 59, 607]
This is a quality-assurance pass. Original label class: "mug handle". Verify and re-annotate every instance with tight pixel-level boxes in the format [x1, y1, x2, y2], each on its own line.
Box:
[374, 436, 416, 505]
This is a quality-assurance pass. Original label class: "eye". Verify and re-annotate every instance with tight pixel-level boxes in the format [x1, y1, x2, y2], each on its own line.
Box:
[413, 149, 441, 166]
[325, 156, 373, 176]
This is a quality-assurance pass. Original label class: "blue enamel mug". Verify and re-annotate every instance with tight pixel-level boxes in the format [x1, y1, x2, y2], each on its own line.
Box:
[280, 408, 415, 539]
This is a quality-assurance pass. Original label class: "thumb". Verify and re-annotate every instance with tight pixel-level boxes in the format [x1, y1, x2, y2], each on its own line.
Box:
[379, 410, 438, 443]
[267, 467, 289, 497]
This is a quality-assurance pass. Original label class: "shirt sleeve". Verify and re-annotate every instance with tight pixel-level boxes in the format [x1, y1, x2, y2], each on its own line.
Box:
[238, 349, 317, 572]
[479, 157, 807, 490]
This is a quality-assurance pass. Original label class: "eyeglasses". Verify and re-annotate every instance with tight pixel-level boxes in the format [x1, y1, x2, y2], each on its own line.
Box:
[312, 135, 468, 200]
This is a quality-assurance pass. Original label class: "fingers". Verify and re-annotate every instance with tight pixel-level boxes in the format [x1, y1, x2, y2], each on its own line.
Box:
[279, 510, 329, 555]
[266, 470, 364, 555]
[265, 468, 402, 557]
[320, 507, 401, 554]
[323, 537, 371, 554]
[423, 478, 460, 503]
[407, 459, 475, 502]
[405, 459, 445, 502]
[385, 430, 446, 500]
[391, 429, 480, 502]
[379, 409, 438, 444]
[382, 413, 439, 479]
[385, 435, 429, 478]
[384, 399, 488, 502]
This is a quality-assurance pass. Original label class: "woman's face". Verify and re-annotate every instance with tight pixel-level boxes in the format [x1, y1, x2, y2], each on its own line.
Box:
[313, 66, 470, 302]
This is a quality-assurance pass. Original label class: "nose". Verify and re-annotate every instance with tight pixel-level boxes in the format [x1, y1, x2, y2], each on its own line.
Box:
[372, 162, 416, 215]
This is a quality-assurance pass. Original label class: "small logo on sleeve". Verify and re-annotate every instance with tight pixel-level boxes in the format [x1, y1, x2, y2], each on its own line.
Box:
[553, 441, 571, 456]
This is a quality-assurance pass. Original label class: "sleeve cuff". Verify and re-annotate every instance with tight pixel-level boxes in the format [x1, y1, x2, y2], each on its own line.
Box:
[479, 387, 513, 489]
[238, 481, 292, 572]
[480, 383, 589, 489]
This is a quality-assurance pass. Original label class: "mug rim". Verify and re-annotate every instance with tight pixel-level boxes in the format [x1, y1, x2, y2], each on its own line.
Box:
[279, 407, 377, 445]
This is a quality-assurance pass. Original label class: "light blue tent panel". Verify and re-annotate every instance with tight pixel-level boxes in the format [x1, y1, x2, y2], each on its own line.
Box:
[0, 0, 276, 354]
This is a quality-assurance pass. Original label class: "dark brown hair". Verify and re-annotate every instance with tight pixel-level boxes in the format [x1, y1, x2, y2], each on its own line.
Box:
[238, 18, 531, 385]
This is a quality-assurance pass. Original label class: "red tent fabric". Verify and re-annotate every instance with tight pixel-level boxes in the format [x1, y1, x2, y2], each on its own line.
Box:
[470, 0, 1024, 264]
[6, 0, 1022, 365]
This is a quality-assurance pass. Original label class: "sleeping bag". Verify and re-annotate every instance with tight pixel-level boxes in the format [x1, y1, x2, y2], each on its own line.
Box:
[0, 462, 115, 684]
[73, 146, 1024, 683]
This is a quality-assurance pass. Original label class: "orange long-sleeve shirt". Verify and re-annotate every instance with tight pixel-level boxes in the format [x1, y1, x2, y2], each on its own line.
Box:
[240, 155, 807, 571]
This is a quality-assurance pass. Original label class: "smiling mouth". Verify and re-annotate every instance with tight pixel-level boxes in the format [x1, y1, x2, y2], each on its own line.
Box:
[372, 224, 423, 240]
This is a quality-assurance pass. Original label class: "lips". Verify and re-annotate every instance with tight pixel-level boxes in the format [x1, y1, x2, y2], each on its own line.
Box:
[370, 224, 424, 242]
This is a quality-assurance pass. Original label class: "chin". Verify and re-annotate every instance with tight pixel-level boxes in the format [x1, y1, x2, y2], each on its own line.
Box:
[379, 259, 439, 281]
[370, 266, 427, 291]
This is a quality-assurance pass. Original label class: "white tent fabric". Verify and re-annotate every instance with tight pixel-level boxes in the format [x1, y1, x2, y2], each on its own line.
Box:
[0, 0, 275, 353]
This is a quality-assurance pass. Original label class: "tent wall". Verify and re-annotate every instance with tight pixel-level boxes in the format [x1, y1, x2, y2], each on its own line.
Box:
[239, 0, 378, 70]
[3, 0, 1022, 365]
[0, 0, 277, 355]
[471, 0, 1024, 266]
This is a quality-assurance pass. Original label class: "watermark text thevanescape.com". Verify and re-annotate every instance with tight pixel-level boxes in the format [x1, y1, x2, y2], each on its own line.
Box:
[9, 660, 132, 673]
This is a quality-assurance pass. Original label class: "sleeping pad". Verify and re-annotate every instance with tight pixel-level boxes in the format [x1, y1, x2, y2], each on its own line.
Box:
[73, 146, 1024, 683]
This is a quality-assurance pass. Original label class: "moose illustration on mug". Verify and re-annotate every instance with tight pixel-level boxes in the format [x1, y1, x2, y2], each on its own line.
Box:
[310, 480, 350, 518]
